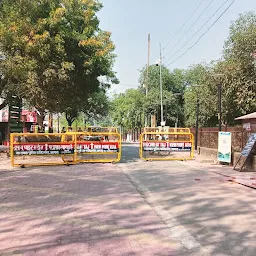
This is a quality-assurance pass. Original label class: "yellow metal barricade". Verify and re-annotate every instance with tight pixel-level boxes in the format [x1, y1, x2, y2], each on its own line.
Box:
[10, 129, 121, 167]
[75, 132, 121, 163]
[143, 127, 190, 133]
[63, 126, 118, 133]
[10, 133, 76, 167]
[140, 132, 194, 161]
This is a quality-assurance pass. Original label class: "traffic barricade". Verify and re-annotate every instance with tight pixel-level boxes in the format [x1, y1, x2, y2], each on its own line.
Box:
[62, 126, 118, 133]
[143, 127, 190, 133]
[10, 133, 76, 167]
[75, 132, 121, 163]
[140, 131, 194, 161]
[10, 130, 122, 167]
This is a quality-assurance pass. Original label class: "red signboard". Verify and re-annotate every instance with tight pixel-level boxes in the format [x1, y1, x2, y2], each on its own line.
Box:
[0, 109, 37, 123]
[13, 142, 74, 155]
[76, 141, 119, 153]
[21, 110, 37, 123]
[142, 141, 192, 152]
[13, 141, 119, 155]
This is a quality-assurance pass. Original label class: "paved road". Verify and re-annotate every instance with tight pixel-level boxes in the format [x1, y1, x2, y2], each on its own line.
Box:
[121, 144, 256, 256]
[0, 144, 255, 255]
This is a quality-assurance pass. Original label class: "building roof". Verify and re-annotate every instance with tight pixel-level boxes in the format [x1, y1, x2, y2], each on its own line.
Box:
[235, 112, 256, 120]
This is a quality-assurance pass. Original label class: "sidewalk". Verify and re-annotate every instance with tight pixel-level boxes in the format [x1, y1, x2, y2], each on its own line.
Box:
[186, 155, 256, 189]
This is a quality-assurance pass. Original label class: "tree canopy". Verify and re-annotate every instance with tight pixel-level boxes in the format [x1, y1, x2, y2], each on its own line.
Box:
[111, 12, 256, 130]
[0, 0, 116, 123]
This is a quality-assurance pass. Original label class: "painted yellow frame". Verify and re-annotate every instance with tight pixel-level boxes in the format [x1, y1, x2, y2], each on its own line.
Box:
[139, 132, 194, 161]
[10, 131, 122, 167]
[74, 132, 122, 163]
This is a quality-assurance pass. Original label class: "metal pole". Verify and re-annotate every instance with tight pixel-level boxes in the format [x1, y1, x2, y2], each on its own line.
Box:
[159, 43, 164, 125]
[195, 97, 199, 150]
[218, 83, 222, 131]
[146, 33, 150, 97]
[145, 33, 150, 128]
[57, 113, 60, 133]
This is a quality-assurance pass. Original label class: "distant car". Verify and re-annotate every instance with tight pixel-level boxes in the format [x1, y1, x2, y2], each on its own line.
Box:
[83, 135, 103, 141]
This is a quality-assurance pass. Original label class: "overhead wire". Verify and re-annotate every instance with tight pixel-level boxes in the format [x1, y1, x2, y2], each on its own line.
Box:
[165, 0, 235, 67]
[162, 0, 205, 51]
[163, 0, 216, 57]
[164, 0, 231, 63]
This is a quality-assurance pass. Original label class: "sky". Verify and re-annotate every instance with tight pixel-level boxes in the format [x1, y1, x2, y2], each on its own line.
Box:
[98, 0, 256, 95]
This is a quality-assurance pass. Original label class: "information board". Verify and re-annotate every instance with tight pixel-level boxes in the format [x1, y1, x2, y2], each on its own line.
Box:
[218, 132, 232, 163]
[234, 133, 256, 171]
[241, 133, 256, 157]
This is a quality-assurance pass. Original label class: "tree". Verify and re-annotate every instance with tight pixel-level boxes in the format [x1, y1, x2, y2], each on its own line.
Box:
[64, 89, 110, 127]
[183, 63, 218, 127]
[139, 65, 185, 126]
[222, 11, 256, 116]
[0, 0, 117, 122]
[111, 89, 144, 131]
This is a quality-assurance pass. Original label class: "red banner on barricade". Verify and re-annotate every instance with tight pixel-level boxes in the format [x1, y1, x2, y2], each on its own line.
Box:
[142, 141, 192, 152]
[76, 141, 119, 153]
[13, 142, 74, 155]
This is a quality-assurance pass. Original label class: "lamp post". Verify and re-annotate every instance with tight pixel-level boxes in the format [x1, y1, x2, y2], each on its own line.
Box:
[195, 97, 199, 150]
[212, 74, 224, 132]
[218, 83, 222, 131]
[159, 44, 164, 127]
[189, 85, 202, 150]
[156, 44, 164, 128]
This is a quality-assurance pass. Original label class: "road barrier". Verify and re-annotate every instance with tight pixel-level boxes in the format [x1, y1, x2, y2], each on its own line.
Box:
[140, 131, 194, 161]
[75, 132, 121, 163]
[63, 126, 118, 133]
[10, 130, 121, 167]
[143, 127, 190, 133]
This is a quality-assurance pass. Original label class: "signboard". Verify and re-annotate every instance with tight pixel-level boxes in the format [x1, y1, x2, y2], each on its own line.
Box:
[77, 142, 119, 153]
[241, 133, 256, 157]
[234, 133, 256, 171]
[0, 109, 37, 123]
[218, 132, 232, 163]
[22, 110, 37, 123]
[13, 142, 119, 155]
[143, 141, 192, 152]
[243, 122, 251, 131]
[13, 143, 74, 156]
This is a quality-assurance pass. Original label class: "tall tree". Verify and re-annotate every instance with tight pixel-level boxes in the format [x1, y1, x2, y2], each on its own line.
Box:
[0, 0, 117, 120]
[139, 65, 185, 126]
[111, 89, 144, 130]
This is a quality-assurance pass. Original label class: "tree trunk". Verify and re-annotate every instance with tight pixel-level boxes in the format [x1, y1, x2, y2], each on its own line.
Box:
[67, 119, 73, 127]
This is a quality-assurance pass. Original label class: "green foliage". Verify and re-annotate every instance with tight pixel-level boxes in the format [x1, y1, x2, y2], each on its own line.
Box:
[138, 65, 185, 126]
[184, 12, 256, 127]
[0, 0, 116, 121]
[183, 63, 218, 127]
[111, 89, 144, 130]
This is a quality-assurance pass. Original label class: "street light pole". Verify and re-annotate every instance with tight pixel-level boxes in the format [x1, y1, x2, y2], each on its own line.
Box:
[212, 73, 224, 131]
[195, 97, 199, 150]
[145, 33, 150, 128]
[218, 83, 222, 131]
[159, 43, 164, 126]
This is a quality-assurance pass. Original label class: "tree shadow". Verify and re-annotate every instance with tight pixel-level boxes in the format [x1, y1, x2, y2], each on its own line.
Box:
[0, 161, 186, 256]
[127, 163, 256, 256]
